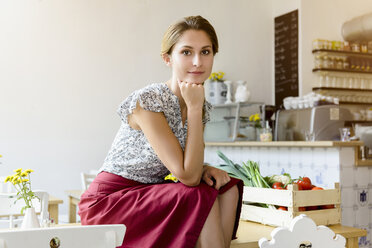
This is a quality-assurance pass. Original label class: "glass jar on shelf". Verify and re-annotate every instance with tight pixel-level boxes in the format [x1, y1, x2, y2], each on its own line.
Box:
[313, 39, 324, 50]
[366, 59, 371, 71]
[343, 41, 351, 51]
[336, 57, 343, 69]
[323, 56, 330, 68]
[361, 42, 368, 53]
[328, 56, 335, 69]
[259, 121, 272, 142]
[351, 42, 360, 52]
[360, 76, 367, 89]
[318, 74, 326, 87]
[314, 55, 322, 68]
[343, 57, 350, 69]
[368, 41, 372, 54]
[342, 74, 349, 88]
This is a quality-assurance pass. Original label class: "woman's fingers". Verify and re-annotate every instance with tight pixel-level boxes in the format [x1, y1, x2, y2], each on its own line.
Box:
[202, 172, 214, 186]
[177, 79, 205, 109]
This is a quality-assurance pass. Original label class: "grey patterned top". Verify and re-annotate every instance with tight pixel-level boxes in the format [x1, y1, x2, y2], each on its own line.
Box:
[99, 83, 212, 184]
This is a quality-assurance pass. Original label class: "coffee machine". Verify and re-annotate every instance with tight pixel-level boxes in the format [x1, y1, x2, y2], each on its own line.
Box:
[275, 105, 352, 141]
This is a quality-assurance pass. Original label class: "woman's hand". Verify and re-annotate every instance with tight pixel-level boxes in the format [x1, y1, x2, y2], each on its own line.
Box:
[202, 165, 231, 190]
[178, 79, 204, 109]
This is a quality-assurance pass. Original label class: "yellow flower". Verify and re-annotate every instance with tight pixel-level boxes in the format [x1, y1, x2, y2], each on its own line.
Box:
[253, 114, 260, 122]
[249, 113, 262, 128]
[4, 175, 13, 183]
[209, 71, 225, 82]
[12, 178, 22, 185]
[0, 155, 2, 157]
[164, 173, 178, 183]
[4, 168, 38, 212]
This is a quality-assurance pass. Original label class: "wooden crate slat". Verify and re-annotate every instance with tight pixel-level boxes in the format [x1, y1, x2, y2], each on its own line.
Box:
[293, 189, 340, 206]
[243, 187, 293, 206]
[240, 205, 291, 227]
[296, 208, 341, 226]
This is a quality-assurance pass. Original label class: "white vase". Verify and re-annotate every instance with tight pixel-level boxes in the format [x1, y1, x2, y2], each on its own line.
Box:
[224, 80, 233, 104]
[234, 80, 250, 102]
[209, 81, 227, 105]
[21, 207, 40, 229]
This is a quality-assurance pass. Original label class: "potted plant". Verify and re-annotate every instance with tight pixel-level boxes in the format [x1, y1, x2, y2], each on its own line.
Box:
[4, 168, 41, 228]
[207, 71, 227, 105]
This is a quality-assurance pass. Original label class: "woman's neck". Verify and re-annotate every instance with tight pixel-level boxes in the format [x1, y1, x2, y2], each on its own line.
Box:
[165, 79, 186, 110]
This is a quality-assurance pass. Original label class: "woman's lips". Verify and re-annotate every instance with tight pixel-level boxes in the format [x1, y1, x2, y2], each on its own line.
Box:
[188, 71, 204, 75]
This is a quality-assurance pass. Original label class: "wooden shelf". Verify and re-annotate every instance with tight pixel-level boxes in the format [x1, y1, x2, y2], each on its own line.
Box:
[205, 141, 363, 148]
[313, 87, 372, 93]
[312, 49, 372, 58]
[339, 101, 372, 105]
[312, 68, 372, 74]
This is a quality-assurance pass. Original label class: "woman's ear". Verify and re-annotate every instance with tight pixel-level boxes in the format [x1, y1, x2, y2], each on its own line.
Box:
[162, 53, 171, 67]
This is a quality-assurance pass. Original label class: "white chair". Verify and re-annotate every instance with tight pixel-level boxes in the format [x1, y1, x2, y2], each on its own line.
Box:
[80, 170, 98, 190]
[0, 224, 126, 248]
[0, 190, 49, 228]
[259, 214, 346, 248]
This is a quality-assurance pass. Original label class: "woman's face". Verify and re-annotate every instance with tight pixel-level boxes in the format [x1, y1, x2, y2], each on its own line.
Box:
[166, 29, 214, 84]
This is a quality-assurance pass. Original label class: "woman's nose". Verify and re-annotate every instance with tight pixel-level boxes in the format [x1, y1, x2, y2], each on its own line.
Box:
[192, 54, 202, 67]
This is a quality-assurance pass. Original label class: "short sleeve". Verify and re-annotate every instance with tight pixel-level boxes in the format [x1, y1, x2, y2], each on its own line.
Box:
[117, 85, 164, 123]
[202, 101, 213, 125]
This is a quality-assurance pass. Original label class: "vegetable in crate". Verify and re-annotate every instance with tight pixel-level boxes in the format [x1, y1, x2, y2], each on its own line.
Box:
[296, 176, 313, 190]
[215, 151, 276, 209]
[264, 173, 292, 188]
[215, 151, 270, 188]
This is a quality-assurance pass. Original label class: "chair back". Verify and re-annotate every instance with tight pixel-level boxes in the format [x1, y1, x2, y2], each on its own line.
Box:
[259, 214, 346, 248]
[0, 190, 49, 228]
[0, 224, 126, 248]
[80, 171, 97, 190]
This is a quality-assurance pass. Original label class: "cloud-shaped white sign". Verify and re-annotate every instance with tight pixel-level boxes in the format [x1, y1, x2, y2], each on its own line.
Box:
[259, 214, 346, 248]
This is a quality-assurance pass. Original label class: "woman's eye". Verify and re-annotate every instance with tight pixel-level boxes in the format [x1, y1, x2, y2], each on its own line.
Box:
[182, 50, 191, 55]
[202, 50, 210, 55]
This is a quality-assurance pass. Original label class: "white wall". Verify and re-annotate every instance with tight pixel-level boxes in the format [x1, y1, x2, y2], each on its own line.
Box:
[0, 0, 274, 219]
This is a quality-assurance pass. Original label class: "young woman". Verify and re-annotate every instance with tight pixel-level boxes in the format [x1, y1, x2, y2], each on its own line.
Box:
[78, 15, 243, 248]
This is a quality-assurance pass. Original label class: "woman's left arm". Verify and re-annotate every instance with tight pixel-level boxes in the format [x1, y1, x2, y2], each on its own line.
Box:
[202, 165, 231, 190]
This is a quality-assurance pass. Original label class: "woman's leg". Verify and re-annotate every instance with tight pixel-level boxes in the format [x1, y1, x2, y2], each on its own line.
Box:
[196, 185, 239, 248]
[218, 185, 239, 248]
[195, 199, 225, 248]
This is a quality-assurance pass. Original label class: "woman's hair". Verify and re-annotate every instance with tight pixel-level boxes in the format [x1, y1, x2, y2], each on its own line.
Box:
[161, 15, 219, 56]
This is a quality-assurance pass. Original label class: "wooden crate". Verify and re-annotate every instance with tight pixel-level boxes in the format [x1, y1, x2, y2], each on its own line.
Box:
[240, 182, 341, 227]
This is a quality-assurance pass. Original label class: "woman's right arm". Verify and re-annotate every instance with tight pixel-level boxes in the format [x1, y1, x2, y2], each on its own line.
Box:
[130, 88, 205, 186]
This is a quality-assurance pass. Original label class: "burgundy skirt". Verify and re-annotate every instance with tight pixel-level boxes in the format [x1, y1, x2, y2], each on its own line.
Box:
[78, 172, 243, 248]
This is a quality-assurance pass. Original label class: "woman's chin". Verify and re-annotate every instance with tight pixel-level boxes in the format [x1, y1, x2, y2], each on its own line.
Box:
[184, 77, 208, 84]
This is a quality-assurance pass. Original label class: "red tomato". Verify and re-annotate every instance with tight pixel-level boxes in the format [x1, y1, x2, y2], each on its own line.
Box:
[278, 206, 287, 211]
[311, 186, 324, 190]
[272, 182, 283, 189]
[297, 180, 312, 190]
[302, 177, 312, 185]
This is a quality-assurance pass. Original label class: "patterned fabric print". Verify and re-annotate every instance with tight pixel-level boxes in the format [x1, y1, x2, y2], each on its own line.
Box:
[99, 83, 212, 184]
